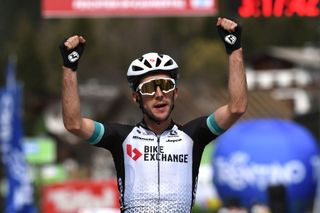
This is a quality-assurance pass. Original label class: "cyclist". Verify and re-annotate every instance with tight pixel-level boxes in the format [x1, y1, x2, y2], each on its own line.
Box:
[59, 17, 247, 213]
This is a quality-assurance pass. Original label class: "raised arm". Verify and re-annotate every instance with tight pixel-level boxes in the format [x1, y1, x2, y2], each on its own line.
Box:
[60, 35, 94, 139]
[213, 18, 248, 130]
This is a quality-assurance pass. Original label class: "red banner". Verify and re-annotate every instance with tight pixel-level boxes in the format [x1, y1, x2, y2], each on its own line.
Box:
[238, 0, 319, 17]
[41, 0, 218, 18]
[42, 180, 119, 213]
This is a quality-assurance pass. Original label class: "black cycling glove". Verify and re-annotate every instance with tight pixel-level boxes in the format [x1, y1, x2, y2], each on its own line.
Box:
[217, 24, 242, 55]
[59, 39, 85, 71]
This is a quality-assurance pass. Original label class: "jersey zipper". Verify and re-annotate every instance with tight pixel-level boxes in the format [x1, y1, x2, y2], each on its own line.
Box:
[156, 134, 161, 205]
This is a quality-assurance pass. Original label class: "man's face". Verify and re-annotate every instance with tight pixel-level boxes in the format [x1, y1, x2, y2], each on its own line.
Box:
[133, 73, 178, 123]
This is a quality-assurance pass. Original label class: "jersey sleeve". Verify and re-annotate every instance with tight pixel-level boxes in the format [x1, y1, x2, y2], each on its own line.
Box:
[182, 114, 225, 146]
[87, 121, 134, 151]
[206, 113, 226, 136]
[87, 121, 105, 145]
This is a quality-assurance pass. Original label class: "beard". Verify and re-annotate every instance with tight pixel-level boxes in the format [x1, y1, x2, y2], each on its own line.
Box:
[144, 107, 171, 124]
[142, 98, 175, 124]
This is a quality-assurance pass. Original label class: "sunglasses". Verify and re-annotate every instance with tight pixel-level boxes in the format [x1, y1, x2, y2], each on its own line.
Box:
[137, 78, 176, 96]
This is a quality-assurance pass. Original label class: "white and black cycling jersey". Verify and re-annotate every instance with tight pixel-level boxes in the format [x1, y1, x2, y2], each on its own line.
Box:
[88, 114, 224, 213]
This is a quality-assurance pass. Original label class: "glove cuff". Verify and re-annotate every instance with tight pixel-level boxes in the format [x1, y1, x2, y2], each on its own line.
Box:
[59, 41, 85, 71]
[217, 25, 242, 55]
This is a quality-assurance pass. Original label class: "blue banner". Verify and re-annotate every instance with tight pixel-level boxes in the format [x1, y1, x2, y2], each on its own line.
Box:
[213, 119, 319, 213]
[0, 59, 36, 213]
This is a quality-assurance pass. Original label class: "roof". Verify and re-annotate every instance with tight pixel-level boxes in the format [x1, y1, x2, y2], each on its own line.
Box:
[174, 84, 293, 123]
[269, 46, 320, 70]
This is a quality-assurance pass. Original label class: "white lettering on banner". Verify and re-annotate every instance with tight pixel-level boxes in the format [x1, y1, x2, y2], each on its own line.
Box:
[0, 92, 34, 209]
[48, 188, 116, 211]
[311, 155, 320, 180]
[215, 152, 307, 190]
[73, 0, 185, 10]
[191, 0, 214, 8]
[0, 93, 28, 179]
[14, 183, 33, 209]
[0, 94, 13, 154]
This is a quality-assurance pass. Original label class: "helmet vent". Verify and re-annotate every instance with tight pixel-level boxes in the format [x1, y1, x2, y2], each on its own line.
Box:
[132, 65, 143, 71]
[164, 59, 173, 66]
[144, 59, 152, 68]
[127, 52, 179, 90]
[156, 58, 161, 67]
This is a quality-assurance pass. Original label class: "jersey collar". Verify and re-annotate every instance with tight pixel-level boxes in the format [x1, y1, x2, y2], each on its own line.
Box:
[137, 119, 177, 133]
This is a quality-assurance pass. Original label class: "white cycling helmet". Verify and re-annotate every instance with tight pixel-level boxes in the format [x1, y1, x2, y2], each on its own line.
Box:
[127, 52, 179, 91]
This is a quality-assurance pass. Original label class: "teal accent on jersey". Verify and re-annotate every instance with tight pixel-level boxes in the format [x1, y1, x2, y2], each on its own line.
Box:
[206, 114, 225, 136]
[87, 122, 104, 145]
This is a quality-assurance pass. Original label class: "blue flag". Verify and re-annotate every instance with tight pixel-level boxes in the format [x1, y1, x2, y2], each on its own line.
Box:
[0, 58, 36, 213]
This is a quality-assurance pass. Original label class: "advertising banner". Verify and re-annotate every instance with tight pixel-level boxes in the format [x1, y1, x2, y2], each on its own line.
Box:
[42, 0, 218, 18]
[23, 137, 56, 165]
[0, 59, 36, 213]
[213, 119, 319, 213]
[42, 180, 119, 213]
[237, 0, 319, 17]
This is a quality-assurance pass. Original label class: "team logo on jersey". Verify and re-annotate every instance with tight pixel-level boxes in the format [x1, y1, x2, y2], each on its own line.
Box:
[126, 144, 142, 161]
[168, 130, 179, 139]
[144, 145, 188, 163]
[169, 130, 177, 135]
[132, 135, 154, 141]
[166, 138, 182, 143]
